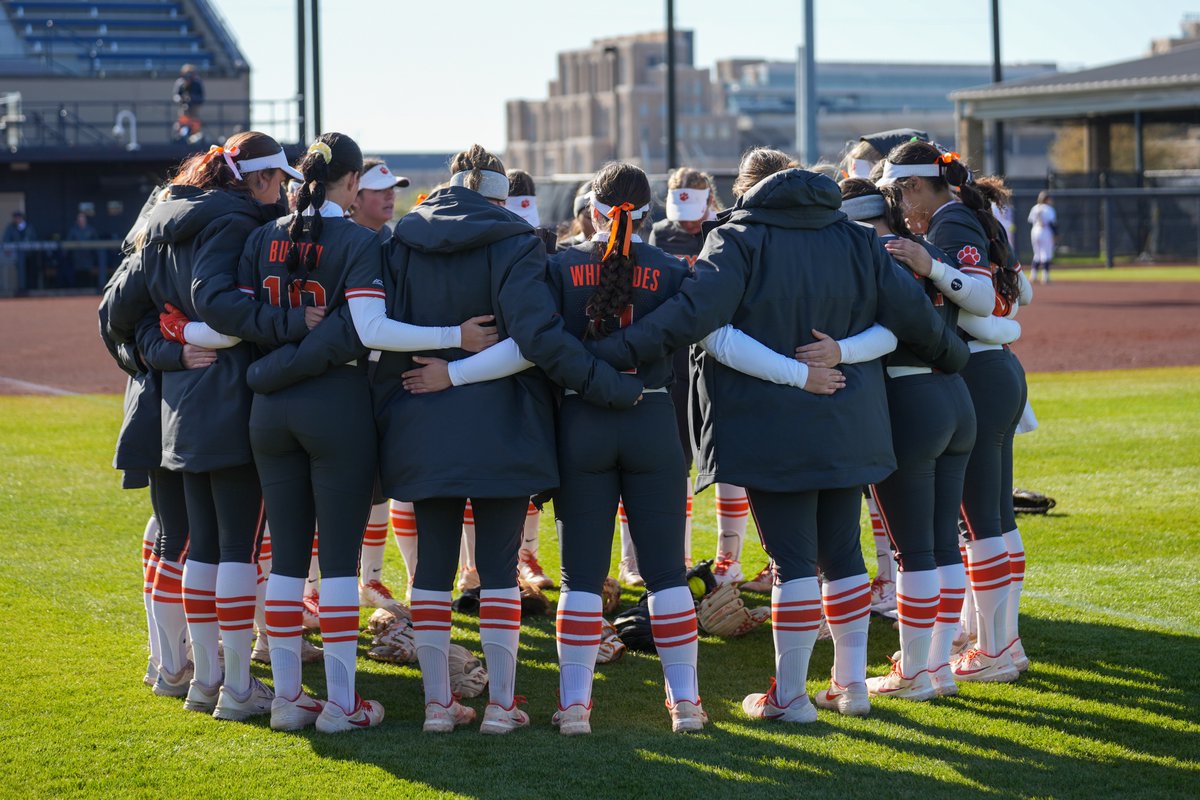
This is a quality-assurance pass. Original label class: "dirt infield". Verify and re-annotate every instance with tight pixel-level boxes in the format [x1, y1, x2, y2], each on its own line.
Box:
[1, 280, 1198, 395]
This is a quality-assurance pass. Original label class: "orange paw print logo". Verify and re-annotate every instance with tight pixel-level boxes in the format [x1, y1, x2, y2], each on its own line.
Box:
[521, 198, 531, 208]
[679, 192, 689, 201]
[956, 245, 981, 266]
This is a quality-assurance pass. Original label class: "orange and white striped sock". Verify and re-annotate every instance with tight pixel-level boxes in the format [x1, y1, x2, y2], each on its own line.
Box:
[480, 588, 522, 707]
[772, 577, 821, 704]
[305, 532, 320, 599]
[411, 588, 453, 705]
[930, 563, 966, 671]
[265, 574, 305, 701]
[152, 557, 189, 675]
[319, 577, 360, 713]
[714, 483, 749, 563]
[822, 573, 872, 686]
[617, 501, 637, 566]
[255, 524, 273, 641]
[963, 535, 1011, 655]
[216, 562, 258, 694]
[865, 491, 894, 584]
[360, 502, 390, 584]
[182, 560, 220, 687]
[460, 502, 476, 571]
[895, 570, 938, 677]
[1003, 528, 1025, 645]
[141, 516, 160, 670]
[389, 499, 418, 585]
[683, 480, 694, 565]
[521, 501, 540, 555]
[958, 533, 977, 641]
[556, 590, 602, 708]
[648, 586, 699, 705]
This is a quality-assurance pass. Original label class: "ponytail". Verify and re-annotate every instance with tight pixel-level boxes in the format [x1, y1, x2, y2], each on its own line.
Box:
[585, 162, 651, 338]
[285, 133, 363, 293]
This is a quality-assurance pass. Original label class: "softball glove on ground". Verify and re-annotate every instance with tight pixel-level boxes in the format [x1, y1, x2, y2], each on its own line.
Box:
[697, 583, 770, 637]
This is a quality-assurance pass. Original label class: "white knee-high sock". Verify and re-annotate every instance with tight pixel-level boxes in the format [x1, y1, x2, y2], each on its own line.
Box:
[411, 588, 453, 705]
[618, 501, 637, 565]
[182, 560, 220, 686]
[305, 533, 320, 598]
[460, 503, 476, 571]
[142, 516, 160, 670]
[895, 569, 939, 677]
[714, 483, 749, 563]
[480, 587, 522, 707]
[319, 576, 360, 713]
[822, 573, 872, 686]
[556, 590, 602, 708]
[1003, 528, 1025, 644]
[255, 524, 273, 641]
[265, 574, 305, 701]
[930, 563, 966, 671]
[865, 492, 894, 584]
[359, 503, 390, 584]
[683, 480, 694, 566]
[216, 561, 258, 694]
[648, 586, 699, 705]
[959, 534, 977, 641]
[964, 537, 1011, 655]
[152, 558, 189, 675]
[521, 502, 540, 555]
[772, 577, 821, 704]
[389, 500, 419, 588]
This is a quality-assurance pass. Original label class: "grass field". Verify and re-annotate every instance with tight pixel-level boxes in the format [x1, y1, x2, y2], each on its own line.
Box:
[1, 367, 1198, 799]
[1049, 266, 1200, 282]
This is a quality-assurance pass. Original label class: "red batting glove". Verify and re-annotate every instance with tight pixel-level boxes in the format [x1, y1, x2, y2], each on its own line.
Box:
[159, 302, 192, 343]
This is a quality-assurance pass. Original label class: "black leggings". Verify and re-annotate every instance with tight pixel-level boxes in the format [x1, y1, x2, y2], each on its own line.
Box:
[413, 496, 527, 591]
[960, 349, 1027, 541]
[149, 468, 189, 562]
[249, 368, 377, 580]
[554, 393, 688, 596]
[182, 462, 263, 564]
[872, 372, 977, 572]
[746, 486, 865, 583]
[669, 348, 693, 470]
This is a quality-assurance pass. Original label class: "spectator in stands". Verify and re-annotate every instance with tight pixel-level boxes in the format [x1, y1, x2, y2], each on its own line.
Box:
[173, 65, 205, 140]
[64, 212, 99, 288]
[3, 210, 38, 293]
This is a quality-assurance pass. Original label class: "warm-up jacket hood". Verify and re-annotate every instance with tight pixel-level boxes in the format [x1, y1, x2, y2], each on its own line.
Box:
[143, 185, 274, 246]
[393, 186, 532, 254]
[720, 168, 846, 231]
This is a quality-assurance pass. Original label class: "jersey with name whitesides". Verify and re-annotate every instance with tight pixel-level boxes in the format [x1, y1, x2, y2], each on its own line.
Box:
[548, 239, 692, 391]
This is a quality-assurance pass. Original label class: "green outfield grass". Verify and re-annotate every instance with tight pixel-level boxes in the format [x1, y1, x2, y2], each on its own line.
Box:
[1049, 266, 1200, 282]
[1, 367, 1198, 799]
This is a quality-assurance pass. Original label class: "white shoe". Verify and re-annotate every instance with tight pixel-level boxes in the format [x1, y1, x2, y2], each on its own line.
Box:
[742, 679, 817, 723]
[480, 698, 531, 735]
[813, 679, 870, 716]
[251, 635, 271, 664]
[951, 648, 1019, 683]
[301, 637, 325, 663]
[741, 562, 776, 593]
[270, 692, 325, 731]
[251, 636, 323, 664]
[456, 567, 480, 593]
[816, 616, 833, 641]
[143, 660, 159, 688]
[866, 656, 936, 701]
[302, 592, 320, 630]
[869, 576, 897, 613]
[712, 552, 744, 584]
[359, 579, 399, 610]
[667, 699, 708, 733]
[1004, 638, 1030, 673]
[213, 677, 275, 721]
[316, 694, 384, 733]
[929, 664, 959, 697]
[617, 557, 644, 588]
[183, 678, 221, 713]
[152, 662, 194, 698]
[517, 549, 554, 590]
[552, 703, 592, 736]
[423, 699, 476, 733]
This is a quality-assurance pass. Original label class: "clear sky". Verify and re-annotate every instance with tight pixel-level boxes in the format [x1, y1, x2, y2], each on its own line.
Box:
[209, 0, 1198, 153]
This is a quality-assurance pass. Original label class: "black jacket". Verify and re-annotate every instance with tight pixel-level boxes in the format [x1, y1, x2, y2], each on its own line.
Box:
[587, 169, 968, 493]
[375, 186, 642, 500]
[648, 219, 704, 265]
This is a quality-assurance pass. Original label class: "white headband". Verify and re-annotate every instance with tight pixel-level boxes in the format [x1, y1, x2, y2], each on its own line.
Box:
[573, 191, 593, 216]
[848, 158, 874, 179]
[505, 195, 540, 228]
[450, 169, 508, 201]
[666, 187, 710, 222]
[592, 198, 650, 220]
[841, 194, 887, 220]
[877, 161, 941, 187]
[237, 148, 304, 180]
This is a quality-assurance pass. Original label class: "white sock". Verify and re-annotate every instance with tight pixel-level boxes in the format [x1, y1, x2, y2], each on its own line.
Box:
[618, 501, 637, 566]
[216, 561, 257, 694]
[359, 502, 390, 584]
[182, 560, 220, 687]
[821, 574, 871, 686]
[254, 524, 272, 642]
[772, 577, 820, 705]
[389, 500, 419, 588]
[411, 588, 452, 705]
[958, 534, 977, 641]
[141, 516, 160, 670]
[152, 558, 189, 675]
[521, 502, 540, 555]
[460, 503, 476, 571]
[265, 574, 305, 701]
[648, 586, 699, 705]
[714, 483, 749, 563]
[865, 490, 894, 584]
[305, 533, 320, 598]
[556, 590, 602, 708]
[480, 587, 522, 707]
[319, 576, 360, 713]
[930, 563, 966, 671]
[683, 480, 694, 566]
[1003, 528, 1025, 644]
[965, 537, 1011, 655]
[895, 569, 939, 677]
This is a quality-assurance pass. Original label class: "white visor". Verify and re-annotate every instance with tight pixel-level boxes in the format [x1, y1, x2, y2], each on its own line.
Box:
[666, 188, 709, 222]
[237, 148, 304, 181]
[592, 198, 650, 220]
[360, 163, 409, 191]
[848, 158, 874, 179]
[505, 195, 540, 228]
[877, 161, 941, 187]
[449, 169, 508, 201]
[573, 191, 593, 216]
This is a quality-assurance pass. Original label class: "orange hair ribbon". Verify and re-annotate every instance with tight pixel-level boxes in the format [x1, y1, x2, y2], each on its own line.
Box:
[602, 202, 636, 261]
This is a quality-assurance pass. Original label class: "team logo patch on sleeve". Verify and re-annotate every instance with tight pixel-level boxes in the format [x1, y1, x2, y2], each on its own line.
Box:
[956, 246, 981, 266]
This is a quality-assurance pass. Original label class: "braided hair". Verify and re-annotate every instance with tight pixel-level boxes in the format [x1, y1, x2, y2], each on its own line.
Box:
[585, 162, 651, 338]
[286, 132, 363, 292]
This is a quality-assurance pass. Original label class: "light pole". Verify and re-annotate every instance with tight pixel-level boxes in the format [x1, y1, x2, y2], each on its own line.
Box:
[991, 0, 1005, 175]
[665, 0, 678, 170]
[604, 45, 620, 161]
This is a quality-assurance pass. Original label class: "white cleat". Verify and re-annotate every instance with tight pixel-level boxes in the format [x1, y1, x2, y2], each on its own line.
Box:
[316, 694, 384, 733]
[144, 660, 159, 688]
[712, 552, 745, 585]
[423, 699, 476, 733]
[741, 561, 776, 593]
[617, 557, 644, 588]
[213, 677, 275, 721]
[813, 679, 871, 716]
[951, 648, 1020, 683]
[301, 637, 325, 663]
[667, 699, 709, 733]
[1004, 638, 1030, 673]
[742, 679, 818, 723]
[517, 549, 554, 590]
[480, 699, 531, 735]
[183, 678, 221, 713]
[552, 703, 592, 736]
[929, 664, 959, 697]
[869, 575, 897, 613]
[866, 657, 936, 701]
[270, 692, 325, 731]
[151, 662, 194, 698]
[456, 567, 480, 593]
[251, 635, 271, 664]
[302, 593, 321, 630]
[359, 579, 399, 610]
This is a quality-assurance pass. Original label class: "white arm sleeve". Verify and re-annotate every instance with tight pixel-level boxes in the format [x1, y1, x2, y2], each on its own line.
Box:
[349, 295, 462, 352]
[959, 312, 1021, 345]
[183, 321, 240, 349]
[836, 323, 898, 364]
[927, 260, 998, 317]
[1018, 271, 1034, 306]
[447, 338, 533, 386]
[700, 325, 809, 389]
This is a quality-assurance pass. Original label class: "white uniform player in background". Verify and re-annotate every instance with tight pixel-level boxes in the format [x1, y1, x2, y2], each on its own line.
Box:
[1028, 192, 1057, 284]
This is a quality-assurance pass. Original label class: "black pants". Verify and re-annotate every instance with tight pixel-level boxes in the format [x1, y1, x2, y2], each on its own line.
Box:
[872, 372, 977, 572]
[959, 349, 1027, 541]
[149, 468, 189, 562]
[182, 462, 263, 564]
[669, 348, 693, 470]
[249, 367, 377, 580]
[554, 393, 688, 596]
[746, 486, 866, 584]
[412, 496, 527, 591]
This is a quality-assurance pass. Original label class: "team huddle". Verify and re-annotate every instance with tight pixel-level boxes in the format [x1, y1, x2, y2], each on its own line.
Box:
[100, 125, 1034, 736]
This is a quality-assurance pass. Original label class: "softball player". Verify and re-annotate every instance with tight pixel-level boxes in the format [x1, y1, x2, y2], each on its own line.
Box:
[840, 128, 929, 179]
[1028, 191, 1056, 283]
